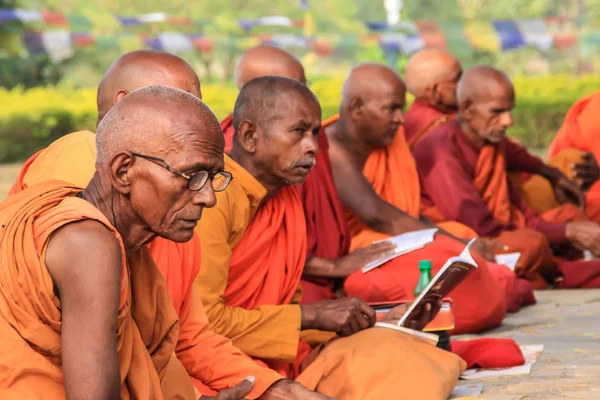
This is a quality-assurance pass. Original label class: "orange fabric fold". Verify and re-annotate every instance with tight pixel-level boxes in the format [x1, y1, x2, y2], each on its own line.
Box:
[0, 181, 194, 399]
[475, 143, 527, 228]
[226, 186, 312, 379]
[404, 99, 456, 149]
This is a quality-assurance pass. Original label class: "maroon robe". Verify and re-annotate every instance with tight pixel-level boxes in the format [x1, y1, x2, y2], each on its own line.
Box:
[413, 120, 600, 289]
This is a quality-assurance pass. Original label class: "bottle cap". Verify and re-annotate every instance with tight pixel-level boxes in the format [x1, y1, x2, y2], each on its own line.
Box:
[419, 260, 432, 270]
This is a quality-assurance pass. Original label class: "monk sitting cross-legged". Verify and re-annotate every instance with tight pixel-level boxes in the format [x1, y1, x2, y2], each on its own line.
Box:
[414, 66, 600, 290]
[403, 49, 600, 235]
[4, 51, 329, 399]
[195, 75, 466, 399]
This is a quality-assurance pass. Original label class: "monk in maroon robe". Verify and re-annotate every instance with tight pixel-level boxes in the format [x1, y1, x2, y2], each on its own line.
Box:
[414, 66, 600, 289]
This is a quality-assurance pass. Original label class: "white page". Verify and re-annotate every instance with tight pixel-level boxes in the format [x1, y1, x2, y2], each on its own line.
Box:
[362, 228, 438, 273]
[495, 252, 521, 271]
[449, 383, 484, 399]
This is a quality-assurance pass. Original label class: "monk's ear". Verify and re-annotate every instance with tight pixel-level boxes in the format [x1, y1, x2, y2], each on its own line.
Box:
[236, 120, 258, 153]
[110, 152, 134, 195]
[113, 90, 129, 106]
[460, 99, 474, 121]
[349, 97, 363, 119]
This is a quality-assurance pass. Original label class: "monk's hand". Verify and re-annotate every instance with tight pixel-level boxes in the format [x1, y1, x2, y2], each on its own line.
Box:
[573, 152, 600, 191]
[334, 242, 398, 276]
[204, 376, 255, 400]
[469, 238, 502, 262]
[260, 379, 337, 400]
[566, 221, 600, 256]
[544, 165, 585, 207]
[300, 297, 376, 336]
[379, 300, 443, 331]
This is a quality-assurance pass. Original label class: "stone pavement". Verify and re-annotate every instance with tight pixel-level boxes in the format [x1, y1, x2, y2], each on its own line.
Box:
[454, 289, 600, 399]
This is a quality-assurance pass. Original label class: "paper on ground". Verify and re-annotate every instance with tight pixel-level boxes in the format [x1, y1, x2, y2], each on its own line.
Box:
[449, 383, 484, 399]
[495, 252, 521, 271]
[362, 228, 438, 273]
[460, 345, 544, 380]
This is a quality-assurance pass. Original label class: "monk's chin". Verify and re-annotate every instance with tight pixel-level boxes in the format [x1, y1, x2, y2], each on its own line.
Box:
[161, 228, 195, 243]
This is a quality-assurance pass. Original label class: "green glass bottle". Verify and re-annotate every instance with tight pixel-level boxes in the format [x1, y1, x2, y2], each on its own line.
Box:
[414, 260, 433, 297]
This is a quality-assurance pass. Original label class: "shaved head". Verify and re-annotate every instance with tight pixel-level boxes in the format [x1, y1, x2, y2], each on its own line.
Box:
[457, 65, 513, 105]
[340, 63, 406, 148]
[96, 85, 221, 168]
[404, 49, 462, 110]
[457, 66, 515, 145]
[234, 45, 306, 89]
[233, 75, 318, 134]
[96, 50, 200, 124]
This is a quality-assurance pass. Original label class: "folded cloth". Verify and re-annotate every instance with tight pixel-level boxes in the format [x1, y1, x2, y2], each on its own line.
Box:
[508, 278, 537, 313]
[451, 338, 525, 369]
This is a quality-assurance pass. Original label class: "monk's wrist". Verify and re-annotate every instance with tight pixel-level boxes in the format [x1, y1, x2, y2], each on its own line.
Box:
[299, 304, 318, 330]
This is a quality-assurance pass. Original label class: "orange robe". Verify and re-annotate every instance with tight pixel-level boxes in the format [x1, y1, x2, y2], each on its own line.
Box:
[323, 115, 511, 334]
[541, 90, 600, 222]
[0, 182, 195, 399]
[195, 155, 465, 399]
[414, 120, 600, 290]
[7, 135, 284, 398]
[404, 98, 456, 149]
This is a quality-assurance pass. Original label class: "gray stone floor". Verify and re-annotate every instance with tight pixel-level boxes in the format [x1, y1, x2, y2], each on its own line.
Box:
[454, 290, 600, 399]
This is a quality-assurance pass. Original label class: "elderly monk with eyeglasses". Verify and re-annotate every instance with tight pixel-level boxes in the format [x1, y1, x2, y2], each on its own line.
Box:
[3, 51, 329, 400]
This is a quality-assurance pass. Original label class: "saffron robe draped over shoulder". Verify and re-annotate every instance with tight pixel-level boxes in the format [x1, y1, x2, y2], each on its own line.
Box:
[414, 120, 600, 289]
[195, 155, 465, 399]
[323, 115, 510, 334]
[0, 182, 195, 399]
[7, 133, 285, 398]
[295, 131, 350, 303]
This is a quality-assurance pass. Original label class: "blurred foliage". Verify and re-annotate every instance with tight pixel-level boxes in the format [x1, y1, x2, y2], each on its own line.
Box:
[2, 74, 599, 162]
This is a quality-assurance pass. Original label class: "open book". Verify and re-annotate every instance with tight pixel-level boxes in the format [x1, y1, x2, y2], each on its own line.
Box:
[372, 300, 455, 331]
[495, 252, 521, 271]
[362, 228, 438, 273]
[374, 239, 478, 337]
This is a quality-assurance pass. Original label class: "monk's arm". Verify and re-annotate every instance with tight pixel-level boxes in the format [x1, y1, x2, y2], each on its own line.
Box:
[45, 220, 121, 400]
[195, 203, 302, 362]
[328, 148, 428, 236]
[176, 289, 283, 399]
[504, 138, 544, 174]
[419, 151, 508, 237]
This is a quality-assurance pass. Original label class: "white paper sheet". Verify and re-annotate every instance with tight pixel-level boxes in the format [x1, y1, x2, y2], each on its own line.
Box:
[449, 383, 484, 399]
[362, 228, 438, 273]
[460, 344, 544, 380]
[495, 252, 521, 271]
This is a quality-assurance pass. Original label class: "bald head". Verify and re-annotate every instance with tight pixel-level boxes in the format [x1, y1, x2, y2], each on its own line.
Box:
[96, 50, 200, 124]
[404, 49, 461, 110]
[96, 85, 221, 168]
[340, 63, 406, 148]
[457, 66, 515, 144]
[233, 75, 318, 134]
[234, 45, 306, 89]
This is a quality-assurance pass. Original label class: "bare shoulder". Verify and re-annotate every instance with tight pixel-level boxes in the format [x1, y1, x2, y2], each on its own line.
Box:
[45, 219, 122, 297]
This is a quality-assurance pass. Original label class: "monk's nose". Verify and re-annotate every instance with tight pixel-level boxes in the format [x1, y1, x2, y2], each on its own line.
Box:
[193, 183, 217, 208]
[393, 110, 404, 125]
[501, 112, 514, 128]
[304, 134, 319, 156]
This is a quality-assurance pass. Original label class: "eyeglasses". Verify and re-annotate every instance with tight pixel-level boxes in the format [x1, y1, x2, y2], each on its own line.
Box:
[130, 152, 233, 192]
